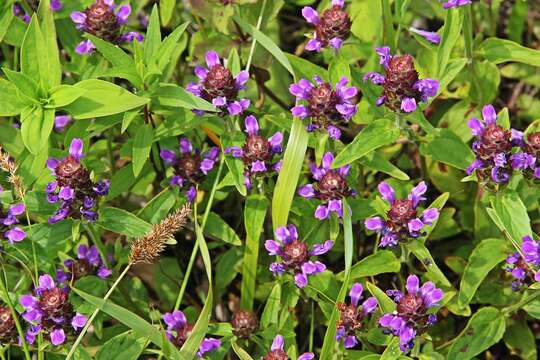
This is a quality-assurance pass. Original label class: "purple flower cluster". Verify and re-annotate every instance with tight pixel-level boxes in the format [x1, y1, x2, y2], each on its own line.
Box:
[466, 104, 522, 184]
[224, 115, 283, 189]
[265, 224, 333, 288]
[442, 0, 472, 9]
[364, 181, 439, 247]
[364, 47, 439, 113]
[56, 244, 112, 284]
[335, 283, 378, 348]
[379, 275, 443, 352]
[186, 51, 250, 116]
[0, 197, 26, 244]
[298, 152, 353, 220]
[162, 310, 221, 357]
[262, 335, 314, 360]
[302, 0, 351, 52]
[46, 138, 110, 224]
[289, 76, 358, 140]
[160, 138, 219, 202]
[505, 235, 540, 290]
[19, 274, 87, 346]
[510, 131, 540, 180]
[71, 0, 143, 55]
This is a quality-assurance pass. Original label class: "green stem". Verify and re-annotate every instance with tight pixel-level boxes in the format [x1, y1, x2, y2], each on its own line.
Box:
[244, 0, 267, 72]
[0, 266, 31, 360]
[502, 290, 540, 315]
[173, 155, 225, 310]
[107, 130, 116, 175]
[65, 265, 131, 360]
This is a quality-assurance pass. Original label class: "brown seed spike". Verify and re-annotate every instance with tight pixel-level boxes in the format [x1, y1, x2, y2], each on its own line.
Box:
[0, 146, 25, 198]
[129, 204, 192, 265]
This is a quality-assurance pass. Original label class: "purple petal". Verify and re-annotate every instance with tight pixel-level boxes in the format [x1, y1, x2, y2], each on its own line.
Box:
[38, 274, 55, 291]
[343, 335, 358, 348]
[378, 181, 395, 203]
[327, 125, 341, 140]
[482, 104, 497, 125]
[197, 338, 221, 357]
[322, 152, 334, 170]
[271, 335, 285, 351]
[20, 295, 38, 309]
[406, 275, 419, 294]
[468, 117, 484, 136]
[363, 72, 385, 85]
[251, 160, 267, 173]
[70, 11, 86, 25]
[421, 208, 439, 225]
[305, 37, 322, 52]
[365, 217, 384, 231]
[329, 37, 343, 49]
[401, 97, 417, 112]
[310, 240, 334, 256]
[244, 115, 259, 135]
[69, 138, 84, 160]
[376, 46, 392, 68]
[314, 204, 329, 220]
[205, 51, 220, 68]
[298, 353, 315, 360]
[408, 181, 427, 206]
[71, 314, 87, 330]
[265, 240, 282, 256]
[160, 149, 177, 164]
[5, 228, 26, 243]
[332, 0, 345, 7]
[294, 272, 309, 288]
[291, 105, 309, 119]
[75, 40, 96, 55]
[235, 70, 249, 87]
[302, 6, 320, 24]
[298, 184, 316, 199]
[269, 132, 283, 152]
[362, 297, 378, 315]
[115, 4, 131, 25]
[349, 283, 363, 307]
[8, 203, 25, 216]
[327, 199, 343, 216]
[407, 218, 424, 233]
[274, 226, 290, 243]
[200, 159, 215, 175]
[410, 28, 440, 44]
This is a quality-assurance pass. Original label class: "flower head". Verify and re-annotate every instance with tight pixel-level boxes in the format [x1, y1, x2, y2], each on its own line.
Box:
[364, 47, 439, 113]
[0, 306, 17, 344]
[231, 310, 258, 338]
[162, 310, 220, 357]
[0, 196, 26, 245]
[56, 244, 112, 284]
[19, 274, 87, 346]
[46, 138, 109, 223]
[335, 283, 377, 348]
[380, 275, 443, 352]
[262, 335, 314, 360]
[505, 235, 540, 290]
[71, 0, 142, 55]
[224, 115, 283, 189]
[442, 0, 472, 9]
[298, 152, 353, 220]
[364, 181, 439, 247]
[160, 138, 219, 202]
[265, 224, 333, 288]
[302, 0, 351, 52]
[289, 76, 357, 140]
[186, 51, 250, 116]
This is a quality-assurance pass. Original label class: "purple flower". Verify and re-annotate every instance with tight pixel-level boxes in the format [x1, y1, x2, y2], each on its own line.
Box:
[505, 236, 540, 290]
[160, 138, 219, 202]
[186, 51, 250, 116]
[162, 310, 220, 357]
[364, 48, 439, 113]
[336, 283, 377, 348]
[466, 104, 517, 184]
[0, 193, 26, 244]
[265, 224, 333, 288]
[513, 131, 540, 180]
[409, 28, 441, 44]
[19, 274, 85, 346]
[380, 275, 443, 352]
[289, 76, 357, 140]
[298, 152, 353, 220]
[364, 181, 439, 247]
[46, 138, 109, 223]
[71, 0, 140, 55]
[442, 0, 472, 9]
[54, 115, 71, 132]
[302, 0, 351, 52]
[56, 244, 112, 284]
[224, 116, 283, 190]
[263, 335, 314, 360]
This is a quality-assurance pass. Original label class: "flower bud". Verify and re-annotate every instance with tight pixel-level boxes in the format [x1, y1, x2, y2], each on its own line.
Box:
[84, 0, 120, 42]
[231, 310, 258, 338]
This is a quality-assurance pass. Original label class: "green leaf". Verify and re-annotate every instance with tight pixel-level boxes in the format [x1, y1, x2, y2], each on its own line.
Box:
[420, 129, 475, 170]
[504, 318, 537, 360]
[233, 15, 294, 76]
[0, 8, 14, 45]
[132, 124, 154, 177]
[381, 337, 402, 360]
[328, 51, 351, 86]
[240, 194, 269, 310]
[341, 250, 401, 280]
[222, 132, 247, 196]
[46, 85, 86, 108]
[406, 240, 452, 288]
[20, 16, 42, 86]
[227, 48, 241, 76]
[231, 341, 255, 360]
[154, 22, 189, 72]
[285, 53, 328, 82]
[478, 38, 540, 67]
[260, 282, 281, 327]
[63, 79, 149, 119]
[97, 207, 152, 238]
[358, 151, 410, 181]
[2, 68, 39, 103]
[20, 107, 54, 155]
[437, 8, 463, 77]
[333, 119, 400, 168]
[458, 238, 508, 307]
[488, 190, 532, 250]
[447, 307, 506, 360]
[137, 188, 177, 224]
[272, 118, 309, 229]
[144, 6, 162, 64]
[160, 0, 175, 26]
[366, 282, 396, 313]
[155, 83, 216, 112]
[0, 78, 26, 116]
[38, 0, 61, 89]
[204, 212, 242, 246]
[95, 332, 146, 360]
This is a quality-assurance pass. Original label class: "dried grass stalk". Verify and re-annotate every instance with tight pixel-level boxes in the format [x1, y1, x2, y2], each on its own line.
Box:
[129, 204, 191, 264]
[0, 146, 25, 198]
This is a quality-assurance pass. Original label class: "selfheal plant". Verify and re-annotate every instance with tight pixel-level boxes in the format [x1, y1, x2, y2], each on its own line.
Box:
[186, 51, 250, 116]
[364, 181, 439, 247]
[265, 224, 333, 288]
[379, 275, 443, 352]
[46, 138, 110, 224]
[262, 335, 314, 360]
[364, 47, 439, 113]
[162, 310, 221, 357]
[302, 0, 351, 52]
[298, 151, 353, 220]
[289, 76, 357, 140]
[224, 115, 283, 189]
[71, 0, 142, 55]
[19, 275, 87, 346]
[467, 104, 519, 184]
[335, 283, 378, 349]
[0, 198, 26, 244]
[56, 244, 112, 284]
[505, 235, 540, 290]
[160, 138, 219, 202]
